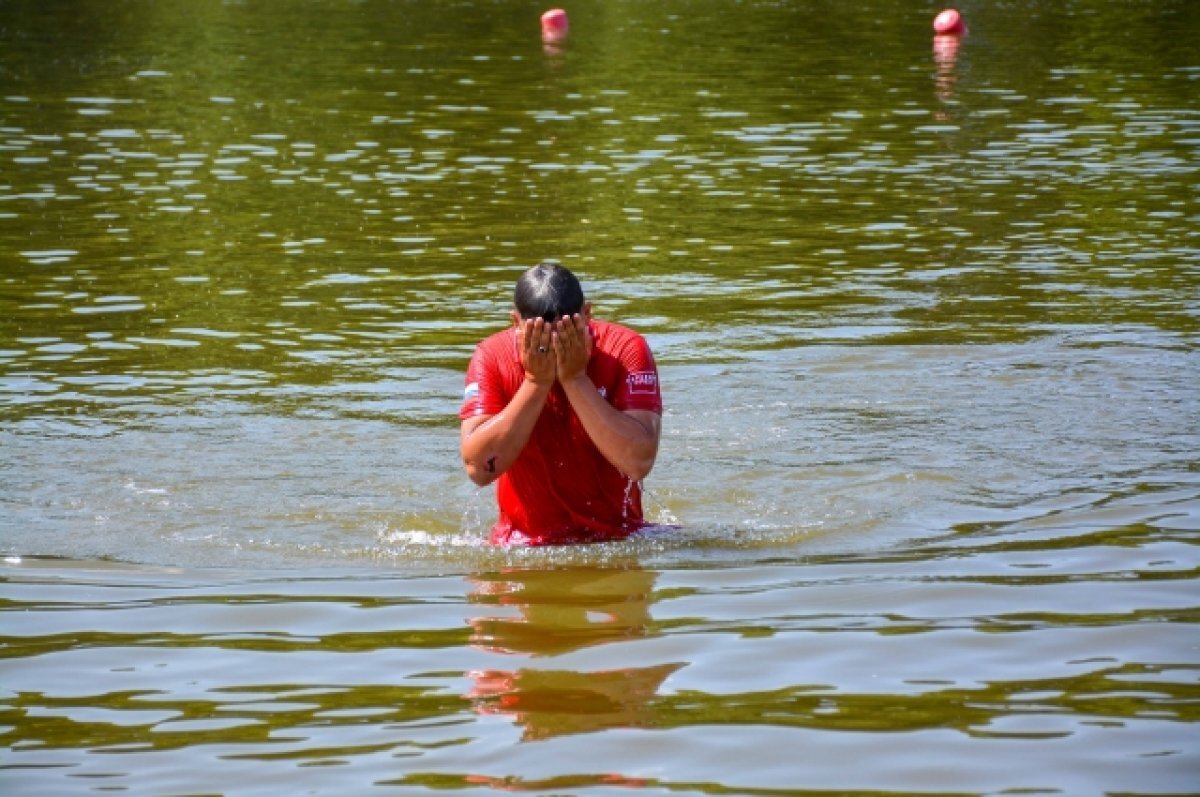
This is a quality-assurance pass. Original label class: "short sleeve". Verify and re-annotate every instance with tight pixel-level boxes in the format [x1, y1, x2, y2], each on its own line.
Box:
[612, 334, 663, 415]
[459, 341, 509, 420]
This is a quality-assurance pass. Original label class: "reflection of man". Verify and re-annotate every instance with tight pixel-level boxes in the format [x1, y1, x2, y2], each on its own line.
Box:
[466, 567, 682, 742]
[468, 567, 657, 656]
[468, 664, 680, 742]
[459, 261, 663, 546]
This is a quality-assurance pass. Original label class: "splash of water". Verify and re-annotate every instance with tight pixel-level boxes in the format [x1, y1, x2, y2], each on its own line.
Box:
[462, 487, 486, 537]
[641, 485, 680, 527]
[621, 478, 637, 528]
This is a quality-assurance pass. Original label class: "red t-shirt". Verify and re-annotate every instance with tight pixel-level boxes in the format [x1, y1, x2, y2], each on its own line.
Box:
[460, 319, 663, 545]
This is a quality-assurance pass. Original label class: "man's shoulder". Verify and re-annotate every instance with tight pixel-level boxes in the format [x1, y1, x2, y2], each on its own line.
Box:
[475, 327, 517, 357]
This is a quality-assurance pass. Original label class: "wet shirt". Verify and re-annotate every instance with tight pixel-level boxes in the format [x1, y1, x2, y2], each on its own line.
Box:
[460, 319, 663, 545]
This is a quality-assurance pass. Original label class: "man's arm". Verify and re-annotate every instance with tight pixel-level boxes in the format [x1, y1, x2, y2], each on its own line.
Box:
[460, 317, 556, 487]
[554, 313, 662, 482]
[559, 381, 662, 481]
[460, 380, 551, 486]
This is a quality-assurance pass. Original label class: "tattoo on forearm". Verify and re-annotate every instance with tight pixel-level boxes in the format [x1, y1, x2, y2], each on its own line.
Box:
[486, 456, 497, 474]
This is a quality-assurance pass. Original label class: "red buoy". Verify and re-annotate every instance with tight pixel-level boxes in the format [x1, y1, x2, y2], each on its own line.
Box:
[541, 8, 569, 43]
[933, 8, 967, 35]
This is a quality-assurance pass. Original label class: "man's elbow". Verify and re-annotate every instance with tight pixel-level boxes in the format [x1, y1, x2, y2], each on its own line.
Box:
[463, 461, 498, 487]
[627, 464, 653, 482]
[620, 412, 661, 482]
[624, 449, 658, 482]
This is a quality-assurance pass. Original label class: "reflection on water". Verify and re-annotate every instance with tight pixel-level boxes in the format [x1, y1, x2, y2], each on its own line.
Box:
[467, 567, 682, 741]
[933, 34, 962, 110]
[1, 0, 1198, 793]
[469, 567, 658, 656]
[2, 551, 1196, 794]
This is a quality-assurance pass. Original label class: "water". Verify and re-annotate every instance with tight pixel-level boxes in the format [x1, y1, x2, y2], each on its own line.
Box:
[2, 0, 1198, 793]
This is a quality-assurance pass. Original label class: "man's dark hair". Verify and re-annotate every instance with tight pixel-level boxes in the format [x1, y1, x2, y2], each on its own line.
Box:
[513, 260, 585, 323]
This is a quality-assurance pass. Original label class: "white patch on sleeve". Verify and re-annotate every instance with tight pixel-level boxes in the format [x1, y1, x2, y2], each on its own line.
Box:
[626, 371, 658, 395]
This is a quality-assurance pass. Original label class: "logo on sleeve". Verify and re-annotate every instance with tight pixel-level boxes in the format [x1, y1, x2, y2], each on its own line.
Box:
[463, 382, 480, 401]
[626, 371, 658, 395]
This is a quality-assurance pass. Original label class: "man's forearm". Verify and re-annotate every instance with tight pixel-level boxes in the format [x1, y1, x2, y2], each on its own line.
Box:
[560, 375, 660, 481]
[461, 379, 551, 486]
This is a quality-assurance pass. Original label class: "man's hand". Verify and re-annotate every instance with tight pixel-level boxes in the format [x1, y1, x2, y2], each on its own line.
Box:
[517, 317, 556, 385]
[553, 313, 593, 383]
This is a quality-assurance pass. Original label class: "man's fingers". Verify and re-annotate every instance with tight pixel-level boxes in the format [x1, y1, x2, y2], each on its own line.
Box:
[537, 321, 554, 354]
[524, 318, 551, 355]
[557, 315, 581, 348]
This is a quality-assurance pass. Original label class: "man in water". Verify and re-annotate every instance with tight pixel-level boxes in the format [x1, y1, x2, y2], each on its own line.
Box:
[459, 260, 663, 545]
